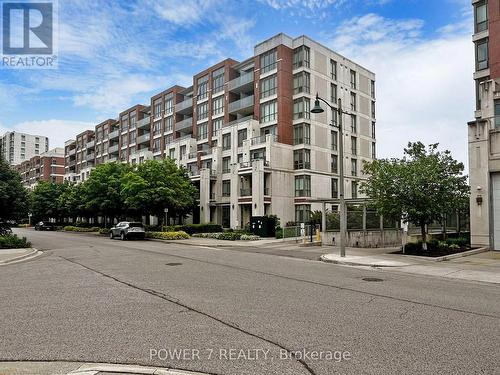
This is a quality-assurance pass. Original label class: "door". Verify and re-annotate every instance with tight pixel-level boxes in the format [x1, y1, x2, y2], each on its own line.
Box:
[491, 173, 500, 250]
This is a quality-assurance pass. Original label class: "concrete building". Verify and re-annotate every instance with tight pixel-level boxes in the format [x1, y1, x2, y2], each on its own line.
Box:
[0, 131, 49, 166]
[468, 0, 500, 249]
[16, 148, 65, 188]
[64, 33, 376, 228]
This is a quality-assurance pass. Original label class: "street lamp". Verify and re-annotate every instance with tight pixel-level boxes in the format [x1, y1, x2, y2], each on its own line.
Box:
[311, 93, 348, 257]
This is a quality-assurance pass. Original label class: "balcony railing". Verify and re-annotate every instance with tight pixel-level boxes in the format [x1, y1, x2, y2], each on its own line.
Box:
[86, 140, 95, 148]
[187, 152, 198, 159]
[67, 148, 76, 156]
[294, 161, 311, 170]
[176, 117, 193, 131]
[251, 134, 277, 146]
[108, 144, 119, 154]
[228, 95, 254, 113]
[188, 169, 200, 177]
[175, 97, 193, 113]
[240, 188, 251, 197]
[137, 133, 150, 144]
[108, 129, 120, 140]
[239, 161, 252, 169]
[227, 71, 254, 92]
[85, 153, 95, 161]
[137, 116, 150, 129]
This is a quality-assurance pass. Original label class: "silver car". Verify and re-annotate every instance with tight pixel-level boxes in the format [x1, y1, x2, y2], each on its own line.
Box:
[109, 222, 145, 240]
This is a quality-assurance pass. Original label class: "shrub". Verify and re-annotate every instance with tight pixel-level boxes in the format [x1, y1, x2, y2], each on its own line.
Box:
[146, 231, 190, 240]
[99, 228, 110, 235]
[275, 227, 283, 239]
[63, 226, 100, 232]
[240, 234, 260, 241]
[0, 234, 31, 249]
[192, 232, 242, 240]
[446, 237, 469, 247]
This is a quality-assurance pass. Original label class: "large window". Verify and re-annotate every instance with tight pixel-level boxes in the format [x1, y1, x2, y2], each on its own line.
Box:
[153, 101, 162, 118]
[293, 46, 310, 69]
[475, 1, 488, 33]
[350, 92, 357, 111]
[295, 205, 311, 224]
[197, 122, 208, 140]
[153, 138, 161, 152]
[331, 130, 338, 151]
[330, 59, 337, 80]
[212, 68, 224, 93]
[237, 129, 247, 147]
[331, 83, 337, 103]
[495, 100, 500, 128]
[476, 39, 489, 71]
[212, 118, 223, 136]
[153, 120, 161, 136]
[222, 180, 231, 197]
[294, 149, 311, 169]
[197, 76, 209, 100]
[197, 102, 208, 121]
[165, 97, 174, 115]
[350, 70, 357, 89]
[351, 181, 358, 199]
[351, 158, 357, 176]
[260, 75, 277, 98]
[351, 115, 357, 133]
[351, 136, 357, 155]
[293, 97, 310, 120]
[165, 116, 173, 132]
[222, 133, 231, 150]
[293, 71, 310, 94]
[222, 157, 230, 173]
[331, 178, 338, 198]
[260, 49, 277, 73]
[260, 100, 277, 123]
[213, 96, 224, 116]
[294, 123, 310, 145]
[331, 154, 338, 174]
[295, 175, 311, 197]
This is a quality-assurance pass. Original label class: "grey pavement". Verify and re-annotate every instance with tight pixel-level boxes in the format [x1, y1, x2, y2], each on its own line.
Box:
[1, 228, 500, 375]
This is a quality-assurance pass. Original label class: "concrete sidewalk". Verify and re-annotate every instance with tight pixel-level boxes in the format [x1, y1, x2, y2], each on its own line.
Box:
[0, 248, 41, 265]
[321, 248, 500, 284]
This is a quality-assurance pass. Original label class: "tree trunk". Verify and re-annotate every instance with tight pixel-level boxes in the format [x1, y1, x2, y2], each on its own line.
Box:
[421, 223, 427, 251]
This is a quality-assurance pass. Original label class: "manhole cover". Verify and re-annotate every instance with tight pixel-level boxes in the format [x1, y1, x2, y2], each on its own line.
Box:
[165, 262, 182, 266]
[362, 277, 383, 282]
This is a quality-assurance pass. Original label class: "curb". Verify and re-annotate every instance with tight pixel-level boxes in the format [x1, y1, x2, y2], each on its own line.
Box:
[69, 362, 211, 375]
[432, 246, 489, 262]
[0, 248, 43, 265]
[319, 254, 407, 267]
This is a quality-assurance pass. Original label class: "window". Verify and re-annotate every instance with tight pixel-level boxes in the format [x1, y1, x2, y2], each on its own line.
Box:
[222, 180, 231, 197]
[475, 1, 488, 33]
[169, 148, 175, 159]
[372, 142, 376, 159]
[35, 137, 39, 142]
[251, 148, 266, 161]
[294, 123, 310, 145]
[164, 134, 173, 145]
[476, 39, 489, 71]
[495, 100, 500, 128]
[295, 205, 311, 224]
[331, 178, 338, 198]
[331, 154, 338, 174]
[293, 149, 311, 169]
[130, 114, 137, 129]
[295, 175, 311, 197]
[21, 141, 25, 147]
[351, 115, 357, 133]
[197, 102, 208, 121]
[293, 97, 310, 120]
[351, 158, 357, 176]
[293, 46, 310, 68]
[371, 80, 376, 99]
[121, 134, 128, 146]
[350, 92, 357, 111]
[35, 150, 39, 155]
[165, 97, 174, 114]
[237, 153, 243, 164]
[153, 121, 161, 136]
[165, 116, 173, 132]
[212, 118, 223, 136]
[260, 48, 277, 73]
[130, 130, 137, 143]
[212, 68, 224, 93]
[220, 156, 230, 173]
[351, 136, 357, 155]
[197, 76, 209, 100]
[213, 96, 224, 116]
[237, 129, 247, 147]
[331, 84, 337, 103]
[371, 101, 376, 119]
[293, 72, 310, 94]
[260, 100, 277, 123]
[154, 101, 162, 118]
[351, 181, 358, 199]
[260, 75, 277, 98]
[331, 131, 338, 151]
[153, 138, 161, 152]
[222, 133, 231, 150]
[330, 59, 337, 80]
[350, 70, 357, 89]
[197, 122, 208, 140]
[371, 122, 376, 138]
[180, 145, 186, 159]
[21, 135, 26, 140]
[35, 143, 39, 148]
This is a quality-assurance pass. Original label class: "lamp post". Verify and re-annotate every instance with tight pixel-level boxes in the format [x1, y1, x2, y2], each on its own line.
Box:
[311, 93, 348, 257]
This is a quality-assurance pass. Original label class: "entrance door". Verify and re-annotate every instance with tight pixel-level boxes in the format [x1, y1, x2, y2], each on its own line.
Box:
[491, 173, 500, 250]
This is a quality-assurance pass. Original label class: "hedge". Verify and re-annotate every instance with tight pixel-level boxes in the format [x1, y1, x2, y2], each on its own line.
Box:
[63, 226, 100, 232]
[192, 232, 259, 241]
[0, 234, 31, 249]
[146, 231, 190, 240]
[99, 228, 110, 235]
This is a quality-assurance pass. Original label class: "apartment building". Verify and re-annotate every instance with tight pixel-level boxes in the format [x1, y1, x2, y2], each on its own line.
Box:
[16, 147, 65, 188]
[64, 33, 376, 228]
[0, 131, 49, 166]
[468, 0, 500, 249]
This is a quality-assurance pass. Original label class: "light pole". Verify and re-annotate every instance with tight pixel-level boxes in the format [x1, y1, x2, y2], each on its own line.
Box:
[311, 93, 348, 257]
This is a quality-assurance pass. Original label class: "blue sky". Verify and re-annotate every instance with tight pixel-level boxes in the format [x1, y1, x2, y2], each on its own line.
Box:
[0, 0, 473, 164]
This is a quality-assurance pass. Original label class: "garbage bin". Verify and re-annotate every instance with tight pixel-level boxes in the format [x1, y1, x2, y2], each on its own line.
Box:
[250, 216, 276, 237]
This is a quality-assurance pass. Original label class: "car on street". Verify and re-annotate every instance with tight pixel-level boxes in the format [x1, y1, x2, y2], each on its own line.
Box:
[34, 221, 55, 231]
[109, 222, 145, 240]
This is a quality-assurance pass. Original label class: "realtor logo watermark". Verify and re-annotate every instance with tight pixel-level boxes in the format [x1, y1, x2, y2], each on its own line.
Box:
[1, 0, 58, 68]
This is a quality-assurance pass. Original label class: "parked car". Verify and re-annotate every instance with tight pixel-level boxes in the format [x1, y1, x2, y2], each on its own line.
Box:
[34, 221, 55, 231]
[109, 222, 145, 240]
[0, 222, 12, 236]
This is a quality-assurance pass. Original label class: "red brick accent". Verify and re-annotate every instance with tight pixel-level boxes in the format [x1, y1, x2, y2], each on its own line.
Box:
[277, 45, 294, 145]
[489, 0, 500, 78]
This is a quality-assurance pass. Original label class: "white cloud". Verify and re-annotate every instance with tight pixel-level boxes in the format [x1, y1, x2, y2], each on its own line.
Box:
[258, 0, 343, 10]
[144, 0, 218, 25]
[328, 14, 474, 167]
[4, 120, 95, 148]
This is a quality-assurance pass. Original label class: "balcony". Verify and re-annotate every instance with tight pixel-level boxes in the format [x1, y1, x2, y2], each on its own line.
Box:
[67, 148, 76, 156]
[86, 140, 95, 149]
[136, 133, 150, 145]
[85, 153, 95, 161]
[188, 169, 200, 177]
[108, 129, 120, 140]
[175, 97, 193, 115]
[137, 116, 151, 129]
[108, 156, 118, 162]
[228, 95, 254, 115]
[240, 188, 251, 197]
[227, 71, 254, 93]
[108, 144, 119, 154]
[176, 117, 193, 132]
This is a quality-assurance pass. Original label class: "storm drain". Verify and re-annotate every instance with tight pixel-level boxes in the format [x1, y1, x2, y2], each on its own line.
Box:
[165, 262, 183, 266]
[362, 277, 384, 282]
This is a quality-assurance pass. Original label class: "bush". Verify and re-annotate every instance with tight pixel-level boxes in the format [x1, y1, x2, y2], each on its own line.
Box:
[146, 231, 189, 240]
[0, 234, 31, 249]
[275, 227, 283, 239]
[240, 234, 260, 241]
[99, 228, 110, 235]
[192, 232, 242, 240]
[63, 226, 100, 232]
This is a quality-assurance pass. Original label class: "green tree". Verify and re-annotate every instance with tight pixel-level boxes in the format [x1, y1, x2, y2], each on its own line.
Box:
[121, 159, 197, 225]
[0, 157, 29, 222]
[57, 182, 86, 223]
[30, 181, 66, 222]
[361, 142, 469, 250]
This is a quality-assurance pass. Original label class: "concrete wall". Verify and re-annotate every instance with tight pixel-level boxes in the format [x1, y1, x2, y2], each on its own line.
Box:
[322, 230, 402, 248]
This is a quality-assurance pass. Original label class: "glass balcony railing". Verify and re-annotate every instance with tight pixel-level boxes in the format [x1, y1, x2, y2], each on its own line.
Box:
[227, 71, 254, 92]
[240, 188, 252, 197]
[108, 129, 120, 140]
[108, 144, 119, 154]
[228, 95, 254, 113]
[175, 98, 193, 113]
[137, 117, 150, 129]
[176, 117, 193, 131]
[136, 133, 150, 144]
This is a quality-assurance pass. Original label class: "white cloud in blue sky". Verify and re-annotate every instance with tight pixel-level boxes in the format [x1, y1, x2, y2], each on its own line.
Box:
[0, 0, 474, 166]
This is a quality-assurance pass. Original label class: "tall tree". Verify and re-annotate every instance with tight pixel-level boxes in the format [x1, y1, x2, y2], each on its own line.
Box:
[361, 142, 469, 250]
[57, 182, 86, 222]
[30, 181, 66, 222]
[0, 157, 29, 222]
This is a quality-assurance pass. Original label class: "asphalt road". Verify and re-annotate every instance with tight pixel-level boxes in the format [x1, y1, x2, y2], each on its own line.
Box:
[1, 229, 500, 375]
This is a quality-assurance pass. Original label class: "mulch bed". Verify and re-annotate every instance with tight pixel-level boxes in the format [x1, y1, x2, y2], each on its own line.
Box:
[392, 246, 473, 258]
